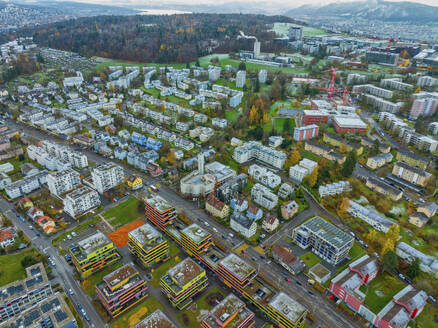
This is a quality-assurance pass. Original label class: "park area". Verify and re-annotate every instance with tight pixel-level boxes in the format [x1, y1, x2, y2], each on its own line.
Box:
[363, 272, 405, 313]
[110, 296, 163, 328]
[0, 248, 43, 286]
[102, 197, 144, 229]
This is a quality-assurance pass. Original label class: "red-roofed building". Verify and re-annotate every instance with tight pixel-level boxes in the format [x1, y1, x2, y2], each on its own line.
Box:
[27, 207, 44, 221]
[206, 195, 229, 219]
[302, 110, 329, 126]
[0, 228, 15, 248]
[36, 216, 56, 234]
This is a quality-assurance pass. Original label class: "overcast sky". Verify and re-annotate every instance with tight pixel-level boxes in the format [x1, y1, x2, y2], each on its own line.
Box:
[50, 0, 438, 7]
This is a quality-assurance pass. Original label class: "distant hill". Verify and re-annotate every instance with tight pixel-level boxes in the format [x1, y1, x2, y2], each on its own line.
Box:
[287, 0, 438, 22]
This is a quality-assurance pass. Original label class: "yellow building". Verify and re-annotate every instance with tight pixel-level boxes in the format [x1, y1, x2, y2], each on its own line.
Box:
[69, 231, 121, 278]
[323, 132, 363, 155]
[127, 175, 143, 190]
[396, 149, 429, 170]
[128, 223, 169, 267]
[180, 223, 213, 256]
[206, 195, 229, 219]
[160, 258, 208, 310]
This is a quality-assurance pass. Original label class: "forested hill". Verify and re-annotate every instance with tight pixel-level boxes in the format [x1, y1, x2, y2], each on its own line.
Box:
[17, 14, 296, 63]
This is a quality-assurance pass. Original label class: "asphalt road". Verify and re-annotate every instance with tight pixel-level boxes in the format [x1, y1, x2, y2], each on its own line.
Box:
[7, 119, 362, 328]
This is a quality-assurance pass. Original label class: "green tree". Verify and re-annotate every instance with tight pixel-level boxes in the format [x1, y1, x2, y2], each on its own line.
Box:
[382, 250, 398, 273]
[238, 62, 246, 71]
[254, 78, 260, 93]
[341, 151, 356, 178]
[407, 258, 420, 280]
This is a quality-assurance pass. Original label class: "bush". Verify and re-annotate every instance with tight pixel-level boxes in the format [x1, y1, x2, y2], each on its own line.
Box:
[206, 292, 224, 307]
[182, 313, 190, 326]
[21, 255, 38, 268]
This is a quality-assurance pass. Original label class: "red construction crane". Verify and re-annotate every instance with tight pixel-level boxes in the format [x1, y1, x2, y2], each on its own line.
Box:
[310, 66, 336, 101]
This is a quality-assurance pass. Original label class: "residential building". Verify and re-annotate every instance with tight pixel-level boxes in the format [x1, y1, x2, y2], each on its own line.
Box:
[289, 158, 318, 182]
[392, 161, 432, 187]
[292, 216, 354, 265]
[63, 186, 100, 219]
[47, 168, 81, 196]
[0, 227, 15, 248]
[160, 258, 208, 309]
[365, 51, 398, 65]
[347, 73, 367, 85]
[347, 200, 397, 233]
[262, 213, 279, 232]
[216, 174, 248, 203]
[206, 194, 230, 219]
[304, 141, 346, 164]
[4, 170, 48, 199]
[41, 140, 88, 168]
[91, 163, 124, 194]
[333, 116, 367, 134]
[230, 196, 248, 213]
[417, 75, 438, 87]
[396, 149, 430, 170]
[278, 183, 293, 199]
[323, 132, 363, 155]
[248, 164, 281, 189]
[258, 69, 267, 84]
[329, 255, 379, 313]
[216, 253, 256, 290]
[302, 110, 329, 126]
[396, 242, 438, 278]
[144, 194, 177, 230]
[289, 26, 302, 41]
[230, 212, 257, 239]
[128, 223, 170, 267]
[236, 70, 246, 88]
[417, 202, 438, 218]
[96, 263, 149, 318]
[366, 153, 393, 169]
[181, 223, 213, 256]
[266, 292, 307, 328]
[268, 136, 283, 148]
[429, 122, 438, 135]
[318, 181, 351, 198]
[380, 78, 413, 91]
[201, 294, 255, 328]
[409, 98, 438, 119]
[127, 175, 143, 190]
[135, 309, 177, 328]
[408, 212, 430, 228]
[281, 201, 298, 220]
[69, 231, 121, 278]
[0, 263, 53, 321]
[233, 141, 286, 169]
[271, 244, 305, 275]
[251, 183, 278, 210]
[375, 285, 427, 328]
[293, 125, 319, 141]
[246, 203, 263, 221]
[365, 177, 403, 201]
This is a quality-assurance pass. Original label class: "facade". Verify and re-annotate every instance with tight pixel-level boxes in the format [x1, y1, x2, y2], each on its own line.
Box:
[348, 200, 397, 233]
[96, 263, 149, 318]
[233, 141, 286, 169]
[392, 161, 432, 187]
[318, 181, 351, 198]
[248, 164, 281, 189]
[304, 141, 345, 164]
[69, 231, 121, 278]
[396, 242, 438, 278]
[251, 183, 278, 210]
[160, 258, 208, 310]
[181, 223, 213, 256]
[144, 194, 177, 230]
[289, 158, 318, 183]
[281, 201, 298, 220]
[292, 216, 354, 265]
[333, 116, 367, 134]
[366, 153, 393, 169]
[230, 212, 258, 239]
[293, 125, 319, 141]
[91, 163, 124, 194]
[365, 177, 403, 201]
[395, 149, 429, 170]
[63, 186, 101, 218]
[135, 309, 177, 328]
[206, 195, 230, 219]
[47, 168, 81, 196]
[271, 244, 305, 275]
[302, 110, 329, 126]
[128, 223, 170, 267]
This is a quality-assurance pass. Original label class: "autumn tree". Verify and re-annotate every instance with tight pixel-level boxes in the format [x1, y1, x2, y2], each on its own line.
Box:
[306, 165, 319, 188]
[386, 225, 400, 245]
[381, 238, 395, 256]
[338, 197, 350, 214]
[249, 106, 258, 126]
[167, 149, 177, 166]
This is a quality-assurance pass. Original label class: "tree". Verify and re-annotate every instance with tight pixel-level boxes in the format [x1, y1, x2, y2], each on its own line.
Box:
[160, 104, 165, 113]
[168, 149, 177, 166]
[381, 238, 395, 256]
[254, 78, 260, 92]
[341, 152, 356, 177]
[366, 229, 378, 245]
[289, 149, 301, 166]
[382, 250, 398, 273]
[386, 225, 400, 245]
[249, 106, 258, 126]
[306, 165, 318, 188]
[283, 119, 292, 133]
[407, 258, 420, 280]
[338, 197, 350, 213]
[238, 62, 246, 71]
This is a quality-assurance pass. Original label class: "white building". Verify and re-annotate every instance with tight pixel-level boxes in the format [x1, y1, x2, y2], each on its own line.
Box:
[47, 169, 81, 196]
[236, 70, 246, 88]
[233, 141, 286, 169]
[396, 242, 438, 278]
[289, 158, 317, 183]
[318, 181, 351, 198]
[347, 200, 397, 233]
[380, 78, 413, 91]
[4, 171, 48, 199]
[63, 186, 101, 218]
[251, 183, 278, 210]
[248, 164, 281, 189]
[258, 69, 267, 84]
[230, 212, 257, 239]
[417, 75, 438, 88]
[91, 163, 124, 194]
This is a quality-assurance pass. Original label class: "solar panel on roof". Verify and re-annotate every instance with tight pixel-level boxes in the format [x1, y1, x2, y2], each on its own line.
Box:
[30, 267, 41, 276]
[54, 310, 68, 322]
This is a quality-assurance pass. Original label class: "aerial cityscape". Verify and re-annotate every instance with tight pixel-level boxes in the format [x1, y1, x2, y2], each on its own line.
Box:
[0, 0, 438, 328]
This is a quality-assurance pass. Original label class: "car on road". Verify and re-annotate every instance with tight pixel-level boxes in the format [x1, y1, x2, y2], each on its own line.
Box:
[308, 290, 314, 295]
[251, 256, 257, 261]
[28, 225, 33, 230]
[67, 234, 72, 240]
[36, 233, 40, 237]
[71, 232, 77, 237]
[68, 288, 74, 295]
[259, 255, 265, 260]
[228, 233, 234, 238]
[213, 227, 218, 233]
[222, 235, 227, 240]
[204, 222, 210, 227]
[295, 280, 302, 285]
[284, 278, 291, 282]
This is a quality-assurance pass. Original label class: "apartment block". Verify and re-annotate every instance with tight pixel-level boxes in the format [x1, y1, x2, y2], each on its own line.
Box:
[347, 73, 367, 85]
[365, 51, 398, 65]
[41, 140, 88, 168]
[289, 158, 318, 183]
[417, 75, 438, 87]
[409, 98, 438, 119]
[230, 212, 258, 239]
[251, 183, 278, 210]
[4, 170, 48, 199]
[160, 258, 208, 310]
[233, 141, 286, 169]
[365, 177, 403, 201]
[363, 94, 402, 113]
[380, 78, 413, 91]
[135, 309, 177, 328]
[266, 292, 307, 328]
[144, 194, 177, 230]
[63, 186, 101, 218]
[293, 124, 319, 141]
[428, 122, 438, 135]
[96, 263, 148, 318]
[323, 132, 363, 155]
[304, 141, 346, 164]
[216, 254, 256, 291]
[348, 200, 397, 233]
[91, 163, 124, 194]
[248, 164, 281, 189]
[69, 231, 121, 278]
[395, 149, 430, 170]
[292, 216, 354, 265]
[353, 84, 393, 99]
[318, 181, 351, 198]
[206, 194, 230, 219]
[396, 242, 438, 278]
[392, 161, 432, 187]
[128, 223, 170, 267]
[366, 153, 393, 169]
[47, 168, 81, 196]
[236, 70, 246, 88]
[181, 223, 213, 256]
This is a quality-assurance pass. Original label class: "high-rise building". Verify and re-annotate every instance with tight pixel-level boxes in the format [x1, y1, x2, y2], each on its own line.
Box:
[128, 223, 170, 267]
[288, 26, 302, 41]
[96, 263, 149, 318]
[236, 70, 246, 88]
[258, 69, 267, 84]
[365, 51, 398, 65]
[253, 40, 261, 57]
[293, 125, 319, 141]
[180, 223, 213, 256]
[63, 186, 101, 219]
[47, 168, 81, 196]
[216, 253, 256, 291]
[144, 194, 177, 230]
[91, 163, 124, 194]
[69, 231, 121, 278]
[160, 258, 208, 310]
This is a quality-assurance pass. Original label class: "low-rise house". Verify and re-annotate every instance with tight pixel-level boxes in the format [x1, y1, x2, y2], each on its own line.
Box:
[268, 136, 283, 148]
[278, 183, 293, 199]
[408, 212, 430, 228]
[0, 228, 15, 248]
[365, 177, 402, 201]
[27, 207, 44, 221]
[230, 212, 257, 239]
[392, 161, 432, 187]
[347, 200, 397, 233]
[281, 201, 298, 220]
[323, 132, 363, 155]
[230, 196, 248, 212]
[262, 213, 279, 232]
[230, 137, 242, 147]
[271, 244, 305, 275]
[366, 153, 393, 169]
[0, 172, 11, 190]
[246, 204, 263, 221]
[206, 195, 229, 219]
[36, 216, 56, 234]
[304, 141, 346, 164]
[417, 202, 438, 218]
[18, 197, 34, 210]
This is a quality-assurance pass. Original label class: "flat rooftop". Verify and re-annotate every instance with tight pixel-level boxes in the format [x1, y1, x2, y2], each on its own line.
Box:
[181, 223, 211, 244]
[145, 194, 174, 212]
[301, 216, 353, 249]
[268, 292, 307, 323]
[103, 263, 137, 287]
[135, 309, 176, 328]
[218, 253, 255, 281]
[166, 258, 203, 287]
[129, 223, 162, 246]
[75, 231, 111, 256]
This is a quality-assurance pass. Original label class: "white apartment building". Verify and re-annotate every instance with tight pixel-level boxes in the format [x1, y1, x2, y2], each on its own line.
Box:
[289, 158, 317, 182]
[362, 94, 403, 113]
[248, 164, 282, 189]
[208, 67, 221, 82]
[410, 98, 438, 119]
[347, 200, 397, 233]
[47, 169, 81, 196]
[258, 69, 267, 84]
[417, 75, 438, 88]
[91, 163, 124, 194]
[380, 78, 413, 91]
[353, 84, 393, 99]
[233, 141, 286, 169]
[318, 181, 351, 198]
[251, 183, 278, 210]
[236, 70, 246, 88]
[4, 171, 48, 199]
[41, 141, 88, 168]
[63, 186, 101, 218]
[346, 73, 367, 85]
[428, 122, 438, 135]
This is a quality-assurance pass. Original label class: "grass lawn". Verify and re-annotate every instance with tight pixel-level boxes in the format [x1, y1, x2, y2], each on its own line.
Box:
[299, 252, 321, 268]
[82, 261, 123, 296]
[300, 149, 323, 163]
[225, 110, 240, 122]
[415, 303, 438, 328]
[177, 285, 224, 327]
[335, 242, 367, 275]
[110, 296, 163, 328]
[0, 249, 39, 286]
[364, 273, 405, 313]
[103, 197, 144, 229]
[53, 216, 101, 247]
[149, 256, 183, 288]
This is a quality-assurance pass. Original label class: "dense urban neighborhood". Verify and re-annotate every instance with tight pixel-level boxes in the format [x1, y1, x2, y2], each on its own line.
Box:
[0, 5, 438, 328]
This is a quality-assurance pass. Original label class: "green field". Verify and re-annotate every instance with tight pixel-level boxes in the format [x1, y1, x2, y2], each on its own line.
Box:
[415, 303, 438, 328]
[102, 197, 144, 229]
[364, 273, 405, 313]
[225, 110, 240, 122]
[82, 261, 123, 296]
[149, 256, 183, 288]
[0, 249, 40, 286]
[300, 252, 321, 268]
[110, 296, 163, 328]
